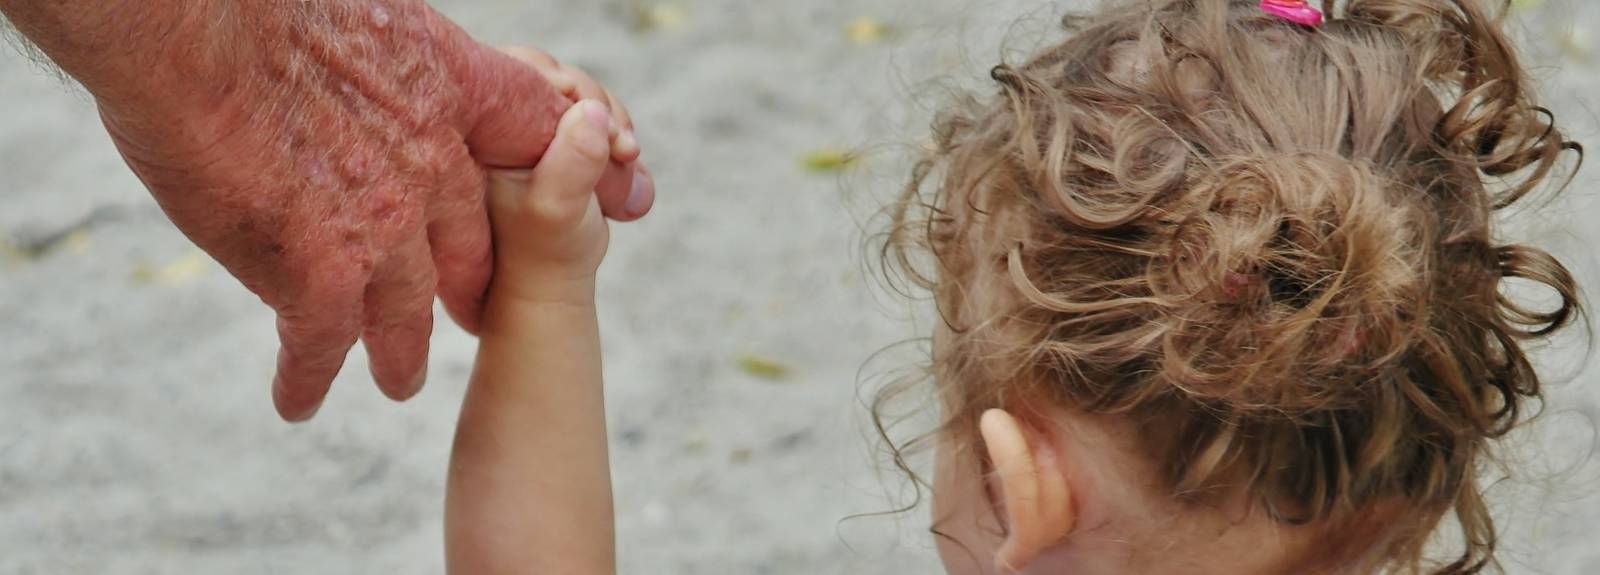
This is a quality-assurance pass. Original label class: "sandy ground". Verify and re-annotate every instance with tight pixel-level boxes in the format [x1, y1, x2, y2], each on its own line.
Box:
[3, 1, 1599, 573]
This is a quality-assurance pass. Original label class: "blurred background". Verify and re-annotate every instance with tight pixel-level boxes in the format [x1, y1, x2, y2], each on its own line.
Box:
[3, 1, 1598, 573]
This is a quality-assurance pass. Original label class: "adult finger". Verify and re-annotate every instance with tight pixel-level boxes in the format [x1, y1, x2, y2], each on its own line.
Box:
[459, 43, 571, 168]
[430, 147, 495, 334]
[361, 233, 438, 402]
[493, 49, 639, 164]
[497, 46, 579, 101]
[271, 265, 366, 422]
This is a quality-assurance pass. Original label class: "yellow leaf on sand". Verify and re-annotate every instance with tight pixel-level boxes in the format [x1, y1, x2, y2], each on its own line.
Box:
[63, 231, 92, 255]
[737, 355, 793, 381]
[0, 239, 23, 262]
[682, 439, 709, 454]
[801, 148, 862, 172]
[1, 230, 92, 262]
[845, 17, 892, 44]
[131, 250, 210, 285]
[636, 2, 687, 31]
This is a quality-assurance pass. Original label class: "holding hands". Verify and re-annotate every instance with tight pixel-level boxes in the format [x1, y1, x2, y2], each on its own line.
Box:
[445, 53, 634, 574]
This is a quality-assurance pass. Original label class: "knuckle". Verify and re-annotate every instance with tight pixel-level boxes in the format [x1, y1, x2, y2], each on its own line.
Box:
[278, 309, 361, 347]
[284, 269, 368, 321]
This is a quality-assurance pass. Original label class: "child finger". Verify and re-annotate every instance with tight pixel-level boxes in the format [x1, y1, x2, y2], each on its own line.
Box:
[558, 65, 639, 163]
[598, 86, 634, 132]
[524, 101, 614, 216]
[562, 65, 611, 118]
[602, 88, 641, 163]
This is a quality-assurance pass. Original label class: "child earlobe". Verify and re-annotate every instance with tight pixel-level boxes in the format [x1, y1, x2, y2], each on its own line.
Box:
[979, 409, 1075, 574]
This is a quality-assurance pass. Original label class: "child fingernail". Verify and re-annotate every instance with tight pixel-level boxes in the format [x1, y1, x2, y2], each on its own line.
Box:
[618, 130, 639, 153]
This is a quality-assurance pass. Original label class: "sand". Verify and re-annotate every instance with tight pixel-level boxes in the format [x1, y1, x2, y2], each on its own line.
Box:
[3, 0, 1598, 573]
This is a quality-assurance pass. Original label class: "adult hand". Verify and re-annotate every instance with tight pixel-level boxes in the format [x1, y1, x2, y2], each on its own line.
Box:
[0, 0, 656, 420]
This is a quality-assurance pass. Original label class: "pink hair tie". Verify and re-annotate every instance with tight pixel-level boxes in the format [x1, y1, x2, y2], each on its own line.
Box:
[1260, 0, 1324, 27]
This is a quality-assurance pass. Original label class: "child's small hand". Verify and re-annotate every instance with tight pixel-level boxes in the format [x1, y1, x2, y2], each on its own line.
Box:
[486, 100, 615, 306]
[499, 46, 643, 168]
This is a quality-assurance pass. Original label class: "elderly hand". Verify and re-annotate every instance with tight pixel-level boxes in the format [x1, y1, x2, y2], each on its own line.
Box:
[1, 0, 656, 420]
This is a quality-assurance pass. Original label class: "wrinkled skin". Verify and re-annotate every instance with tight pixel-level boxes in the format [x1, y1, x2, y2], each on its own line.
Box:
[3, 0, 655, 420]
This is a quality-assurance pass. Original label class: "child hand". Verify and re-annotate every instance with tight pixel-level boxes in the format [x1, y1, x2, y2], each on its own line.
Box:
[485, 100, 616, 306]
[499, 46, 643, 170]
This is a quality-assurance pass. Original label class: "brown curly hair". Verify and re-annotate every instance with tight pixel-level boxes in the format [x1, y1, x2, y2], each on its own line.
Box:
[880, 0, 1585, 572]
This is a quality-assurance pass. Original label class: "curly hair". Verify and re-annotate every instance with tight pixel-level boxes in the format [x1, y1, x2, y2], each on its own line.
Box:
[880, 0, 1585, 572]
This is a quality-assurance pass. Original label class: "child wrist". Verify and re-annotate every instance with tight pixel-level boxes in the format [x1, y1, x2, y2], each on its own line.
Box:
[487, 273, 599, 310]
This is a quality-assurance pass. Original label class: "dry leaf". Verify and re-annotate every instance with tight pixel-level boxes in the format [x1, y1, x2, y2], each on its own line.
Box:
[737, 354, 793, 380]
[845, 17, 892, 44]
[635, 2, 687, 31]
[3, 228, 94, 262]
[801, 148, 862, 172]
[3, 209, 126, 263]
[131, 250, 210, 285]
[682, 439, 709, 455]
[0, 239, 23, 263]
[63, 231, 92, 255]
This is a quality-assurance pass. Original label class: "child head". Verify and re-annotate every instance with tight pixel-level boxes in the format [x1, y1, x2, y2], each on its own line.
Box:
[884, 0, 1584, 573]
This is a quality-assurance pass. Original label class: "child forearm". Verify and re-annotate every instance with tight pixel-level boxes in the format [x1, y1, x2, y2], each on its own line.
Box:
[446, 294, 614, 575]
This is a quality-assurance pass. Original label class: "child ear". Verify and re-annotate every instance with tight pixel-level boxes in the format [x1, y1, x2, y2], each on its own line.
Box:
[979, 409, 1075, 574]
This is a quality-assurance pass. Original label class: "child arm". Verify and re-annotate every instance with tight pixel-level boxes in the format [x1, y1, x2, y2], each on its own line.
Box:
[445, 100, 621, 575]
[448, 298, 612, 574]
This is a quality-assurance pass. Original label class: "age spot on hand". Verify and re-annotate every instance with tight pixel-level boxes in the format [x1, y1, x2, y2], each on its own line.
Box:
[371, 6, 393, 30]
[303, 156, 337, 189]
[341, 154, 373, 186]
